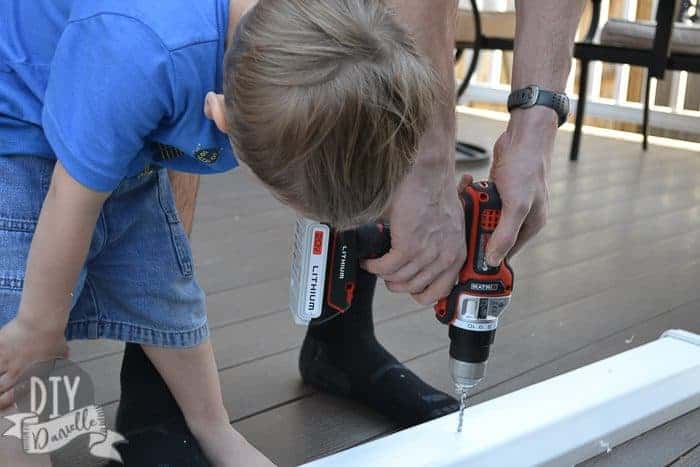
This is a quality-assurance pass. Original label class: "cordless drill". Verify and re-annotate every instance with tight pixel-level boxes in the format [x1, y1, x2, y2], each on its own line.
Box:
[289, 182, 513, 428]
[434, 181, 514, 430]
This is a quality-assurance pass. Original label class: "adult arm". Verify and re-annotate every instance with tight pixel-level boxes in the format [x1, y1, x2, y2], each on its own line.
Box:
[485, 0, 585, 265]
[364, 0, 466, 305]
[366, 0, 586, 304]
[168, 171, 200, 236]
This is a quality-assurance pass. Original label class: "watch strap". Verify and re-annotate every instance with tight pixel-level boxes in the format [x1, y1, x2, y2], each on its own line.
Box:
[507, 85, 570, 127]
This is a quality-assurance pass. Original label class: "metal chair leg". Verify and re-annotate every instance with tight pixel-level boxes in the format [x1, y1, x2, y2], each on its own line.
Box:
[570, 59, 590, 162]
[455, 46, 490, 162]
[642, 71, 652, 151]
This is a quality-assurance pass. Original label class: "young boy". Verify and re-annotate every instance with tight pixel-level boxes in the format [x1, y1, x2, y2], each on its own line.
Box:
[0, 0, 436, 465]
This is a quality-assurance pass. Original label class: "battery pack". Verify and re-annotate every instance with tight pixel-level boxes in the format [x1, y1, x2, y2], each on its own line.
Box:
[289, 218, 331, 325]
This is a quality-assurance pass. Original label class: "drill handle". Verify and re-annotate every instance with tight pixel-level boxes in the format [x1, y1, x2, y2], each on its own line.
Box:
[434, 182, 514, 325]
[355, 223, 391, 260]
[323, 222, 390, 315]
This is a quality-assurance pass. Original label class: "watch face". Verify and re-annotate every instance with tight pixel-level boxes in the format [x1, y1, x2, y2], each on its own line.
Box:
[521, 85, 540, 108]
[508, 85, 538, 111]
[509, 85, 539, 110]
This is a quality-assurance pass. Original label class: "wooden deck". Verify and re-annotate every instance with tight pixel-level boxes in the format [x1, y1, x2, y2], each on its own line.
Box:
[62, 112, 700, 467]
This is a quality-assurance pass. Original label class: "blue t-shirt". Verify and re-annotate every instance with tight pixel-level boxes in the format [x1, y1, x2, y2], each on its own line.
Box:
[0, 0, 237, 192]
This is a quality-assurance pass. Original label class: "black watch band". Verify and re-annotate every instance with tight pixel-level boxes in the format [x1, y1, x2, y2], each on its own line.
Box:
[507, 85, 570, 127]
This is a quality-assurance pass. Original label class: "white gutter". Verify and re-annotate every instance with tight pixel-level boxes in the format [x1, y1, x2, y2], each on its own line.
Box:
[304, 329, 700, 467]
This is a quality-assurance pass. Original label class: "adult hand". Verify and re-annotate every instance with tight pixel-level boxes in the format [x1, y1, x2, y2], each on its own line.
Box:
[485, 107, 556, 266]
[363, 169, 468, 306]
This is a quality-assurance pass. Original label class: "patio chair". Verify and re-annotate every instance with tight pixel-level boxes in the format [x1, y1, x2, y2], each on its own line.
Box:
[454, 0, 515, 161]
[570, 0, 700, 161]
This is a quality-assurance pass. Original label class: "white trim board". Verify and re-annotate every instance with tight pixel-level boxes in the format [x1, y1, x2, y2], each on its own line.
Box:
[456, 106, 700, 153]
[303, 330, 700, 467]
[463, 84, 700, 135]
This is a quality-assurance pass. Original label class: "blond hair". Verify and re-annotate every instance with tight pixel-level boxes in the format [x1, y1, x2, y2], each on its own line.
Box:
[224, 0, 436, 229]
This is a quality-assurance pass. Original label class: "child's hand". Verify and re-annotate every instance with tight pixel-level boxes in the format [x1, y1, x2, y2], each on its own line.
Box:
[0, 317, 68, 409]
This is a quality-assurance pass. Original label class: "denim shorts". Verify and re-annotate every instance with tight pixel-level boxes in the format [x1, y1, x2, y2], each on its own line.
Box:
[0, 155, 208, 348]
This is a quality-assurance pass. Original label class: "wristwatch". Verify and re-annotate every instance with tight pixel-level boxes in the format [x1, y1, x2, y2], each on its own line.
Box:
[507, 85, 570, 127]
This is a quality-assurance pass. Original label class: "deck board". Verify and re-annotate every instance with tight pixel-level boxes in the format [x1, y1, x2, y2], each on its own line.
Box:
[73, 218, 700, 411]
[236, 259, 700, 466]
[58, 113, 700, 467]
[472, 297, 700, 406]
[670, 442, 700, 467]
[579, 408, 700, 467]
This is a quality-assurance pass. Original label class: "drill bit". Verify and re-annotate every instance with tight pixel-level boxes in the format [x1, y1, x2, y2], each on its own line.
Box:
[456, 386, 470, 433]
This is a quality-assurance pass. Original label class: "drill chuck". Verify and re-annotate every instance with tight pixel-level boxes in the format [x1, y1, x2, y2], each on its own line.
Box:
[450, 358, 486, 391]
[449, 326, 496, 390]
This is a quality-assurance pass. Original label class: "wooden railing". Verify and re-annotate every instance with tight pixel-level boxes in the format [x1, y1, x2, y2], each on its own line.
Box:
[458, 0, 700, 137]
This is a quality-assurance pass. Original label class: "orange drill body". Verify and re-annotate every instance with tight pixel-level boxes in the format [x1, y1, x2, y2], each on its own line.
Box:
[434, 181, 514, 392]
[435, 181, 513, 328]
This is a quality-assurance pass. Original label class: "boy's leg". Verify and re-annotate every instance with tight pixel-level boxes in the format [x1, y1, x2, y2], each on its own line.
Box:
[115, 343, 193, 431]
[141, 341, 273, 467]
[300, 268, 459, 427]
[108, 169, 209, 465]
[114, 344, 217, 466]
